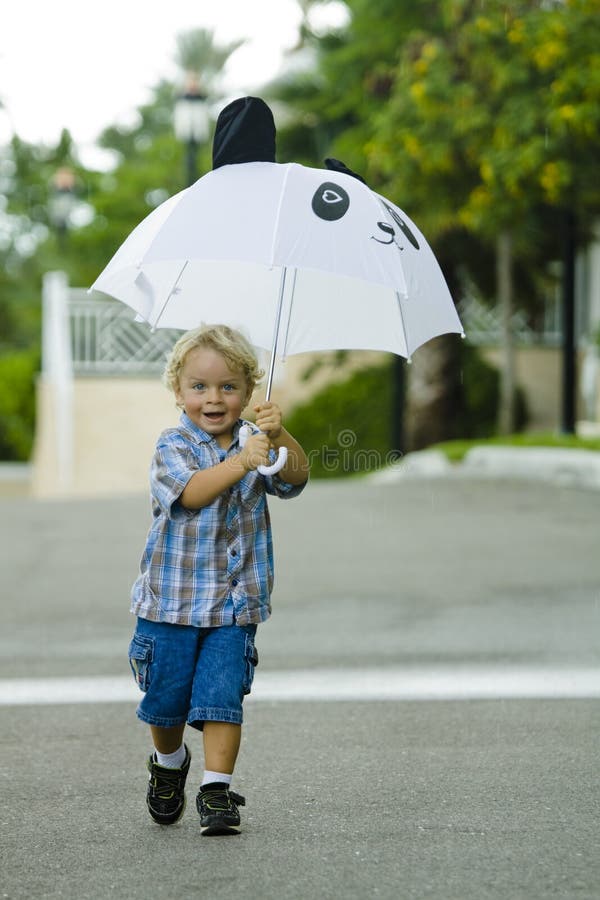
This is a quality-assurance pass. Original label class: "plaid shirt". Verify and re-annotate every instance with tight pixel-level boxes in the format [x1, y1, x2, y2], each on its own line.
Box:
[131, 413, 305, 627]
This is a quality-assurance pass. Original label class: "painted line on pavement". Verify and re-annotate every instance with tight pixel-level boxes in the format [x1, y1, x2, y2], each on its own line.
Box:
[1, 666, 600, 706]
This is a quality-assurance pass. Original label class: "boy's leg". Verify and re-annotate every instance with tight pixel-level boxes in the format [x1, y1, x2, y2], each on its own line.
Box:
[203, 721, 241, 775]
[146, 728, 192, 826]
[128, 619, 198, 825]
[151, 723, 186, 755]
[191, 624, 257, 835]
[197, 722, 245, 835]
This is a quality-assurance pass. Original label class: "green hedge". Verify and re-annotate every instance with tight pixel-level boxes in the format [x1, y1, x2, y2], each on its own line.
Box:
[285, 361, 395, 479]
[0, 349, 39, 461]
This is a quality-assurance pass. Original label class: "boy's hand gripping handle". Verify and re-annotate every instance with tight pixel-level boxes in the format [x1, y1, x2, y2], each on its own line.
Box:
[238, 424, 288, 476]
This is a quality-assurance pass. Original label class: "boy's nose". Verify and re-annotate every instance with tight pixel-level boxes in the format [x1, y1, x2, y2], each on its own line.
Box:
[205, 386, 220, 403]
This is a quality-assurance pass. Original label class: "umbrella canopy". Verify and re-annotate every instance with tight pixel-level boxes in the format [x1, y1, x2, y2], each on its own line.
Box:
[91, 160, 463, 366]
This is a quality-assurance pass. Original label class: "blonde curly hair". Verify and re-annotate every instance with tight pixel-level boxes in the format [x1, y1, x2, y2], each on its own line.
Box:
[164, 324, 264, 402]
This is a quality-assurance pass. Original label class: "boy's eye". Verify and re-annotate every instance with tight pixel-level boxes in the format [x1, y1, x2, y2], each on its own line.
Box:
[223, 384, 236, 392]
[192, 383, 205, 391]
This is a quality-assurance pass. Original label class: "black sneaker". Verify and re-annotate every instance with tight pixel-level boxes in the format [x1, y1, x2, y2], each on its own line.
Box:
[196, 783, 245, 835]
[146, 746, 191, 825]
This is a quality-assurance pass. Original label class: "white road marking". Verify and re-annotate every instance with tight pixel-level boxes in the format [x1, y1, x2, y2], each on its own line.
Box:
[1, 666, 600, 706]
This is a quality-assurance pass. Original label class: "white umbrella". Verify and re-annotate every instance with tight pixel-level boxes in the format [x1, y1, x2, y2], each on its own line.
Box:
[91, 160, 464, 473]
[92, 161, 462, 378]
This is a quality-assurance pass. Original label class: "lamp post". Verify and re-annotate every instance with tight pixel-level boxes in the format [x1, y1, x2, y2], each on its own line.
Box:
[49, 166, 77, 250]
[561, 209, 577, 434]
[174, 72, 209, 187]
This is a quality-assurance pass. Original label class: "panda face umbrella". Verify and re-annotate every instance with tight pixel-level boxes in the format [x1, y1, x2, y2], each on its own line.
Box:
[91, 158, 462, 386]
[92, 98, 463, 407]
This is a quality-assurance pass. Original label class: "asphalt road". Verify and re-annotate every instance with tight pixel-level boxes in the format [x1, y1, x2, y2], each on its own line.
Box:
[1, 475, 599, 899]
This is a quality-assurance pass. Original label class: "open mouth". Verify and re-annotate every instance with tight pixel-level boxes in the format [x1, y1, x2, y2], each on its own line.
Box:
[203, 411, 225, 422]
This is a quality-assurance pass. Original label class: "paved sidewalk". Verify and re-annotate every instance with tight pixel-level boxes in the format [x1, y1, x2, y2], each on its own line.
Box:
[1, 476, 599, 899]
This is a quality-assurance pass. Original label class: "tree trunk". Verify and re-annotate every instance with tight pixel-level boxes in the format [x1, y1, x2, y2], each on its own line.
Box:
[497, 229, 516, 435]
[405, 334, 462, 451]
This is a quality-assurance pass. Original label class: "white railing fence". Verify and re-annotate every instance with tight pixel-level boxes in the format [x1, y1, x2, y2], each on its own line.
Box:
[69, 290, 181, 375]
[456, 294, 565, 347]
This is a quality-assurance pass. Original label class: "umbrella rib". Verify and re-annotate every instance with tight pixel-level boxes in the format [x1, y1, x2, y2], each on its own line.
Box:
[279, 266, 297, 361]
[396, 291, 411, 361]
[268, 163, 293, 268]
[151, 260, 189, 331]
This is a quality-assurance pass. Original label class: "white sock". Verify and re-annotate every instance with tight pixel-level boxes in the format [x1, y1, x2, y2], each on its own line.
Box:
[154, 744, 187, 769]
[201, 770, 232, 787]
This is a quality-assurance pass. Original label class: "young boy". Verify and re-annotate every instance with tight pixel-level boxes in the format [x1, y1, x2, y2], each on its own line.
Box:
[128, 324, 309, 835]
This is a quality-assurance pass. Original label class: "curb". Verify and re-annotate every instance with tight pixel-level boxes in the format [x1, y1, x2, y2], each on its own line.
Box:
[369, 446, 600, 489]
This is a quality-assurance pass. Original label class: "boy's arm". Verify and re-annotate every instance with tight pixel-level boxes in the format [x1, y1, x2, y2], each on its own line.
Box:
[269, 428, 310, 486]
[180, 433, 271, 509]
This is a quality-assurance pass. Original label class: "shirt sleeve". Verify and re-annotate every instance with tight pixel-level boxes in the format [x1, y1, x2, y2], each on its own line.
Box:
[264, 474, 307, 499]
[263, 448, 308, 499]
[151, 434, 199, 517]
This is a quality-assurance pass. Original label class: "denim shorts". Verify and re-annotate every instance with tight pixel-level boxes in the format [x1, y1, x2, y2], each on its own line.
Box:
[128, 618, 258, 730]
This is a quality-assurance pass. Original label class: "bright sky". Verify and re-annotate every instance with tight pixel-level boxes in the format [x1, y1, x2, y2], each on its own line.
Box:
[0, 1, 348, 168]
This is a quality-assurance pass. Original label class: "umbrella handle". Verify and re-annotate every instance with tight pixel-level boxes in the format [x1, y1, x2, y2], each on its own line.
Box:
[238, 424, 288, 477]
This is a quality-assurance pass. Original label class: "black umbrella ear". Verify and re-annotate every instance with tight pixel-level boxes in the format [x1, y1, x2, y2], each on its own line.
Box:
[212, 97, 277, 169]
[324, 157, 367, 185]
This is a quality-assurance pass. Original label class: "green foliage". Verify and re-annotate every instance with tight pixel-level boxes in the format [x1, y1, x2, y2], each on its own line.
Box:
[0, 349, 39, 460]
[285, 360, 395, 478]
[369, 0, 600, 237]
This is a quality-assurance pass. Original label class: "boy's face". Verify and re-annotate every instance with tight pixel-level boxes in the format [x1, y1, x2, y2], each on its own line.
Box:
[175, 346, 249, 448]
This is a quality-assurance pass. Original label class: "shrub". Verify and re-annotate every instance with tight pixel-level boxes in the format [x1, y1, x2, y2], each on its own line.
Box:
[455, 341, 527, 438]
[0, 349, 39, 461]
[285, 360, 395, 478]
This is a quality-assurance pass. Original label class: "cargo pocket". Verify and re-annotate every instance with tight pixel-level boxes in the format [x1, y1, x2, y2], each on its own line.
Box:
[242, 633, 259, 695]
[128, 633, 154, 692]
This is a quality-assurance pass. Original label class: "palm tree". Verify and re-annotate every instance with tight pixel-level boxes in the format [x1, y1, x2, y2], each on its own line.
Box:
[174, 28, 244, 94]
[173, 29, 245, 184]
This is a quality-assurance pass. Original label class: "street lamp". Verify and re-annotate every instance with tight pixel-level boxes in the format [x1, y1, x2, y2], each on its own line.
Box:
[49, 166, 77, 249]
[174, 72, 209, 187]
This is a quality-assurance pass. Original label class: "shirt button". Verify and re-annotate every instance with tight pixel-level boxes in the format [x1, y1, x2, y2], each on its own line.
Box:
[230, 549, 237, 557]
[231, 579, 239, 587]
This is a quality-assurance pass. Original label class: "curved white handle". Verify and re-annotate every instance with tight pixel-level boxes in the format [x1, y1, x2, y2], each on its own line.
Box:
[257, 445, 288, 476]
[238, 425, 288, 476]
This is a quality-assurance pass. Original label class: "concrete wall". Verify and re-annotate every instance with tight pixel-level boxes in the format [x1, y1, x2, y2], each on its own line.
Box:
[482, 346, 561, 431]
[31, 377, 179, 499]
[481, 346, 593, 431]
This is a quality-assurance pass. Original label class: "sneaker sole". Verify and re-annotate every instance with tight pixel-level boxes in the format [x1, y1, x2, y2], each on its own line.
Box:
[200, 821, 241, 836]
